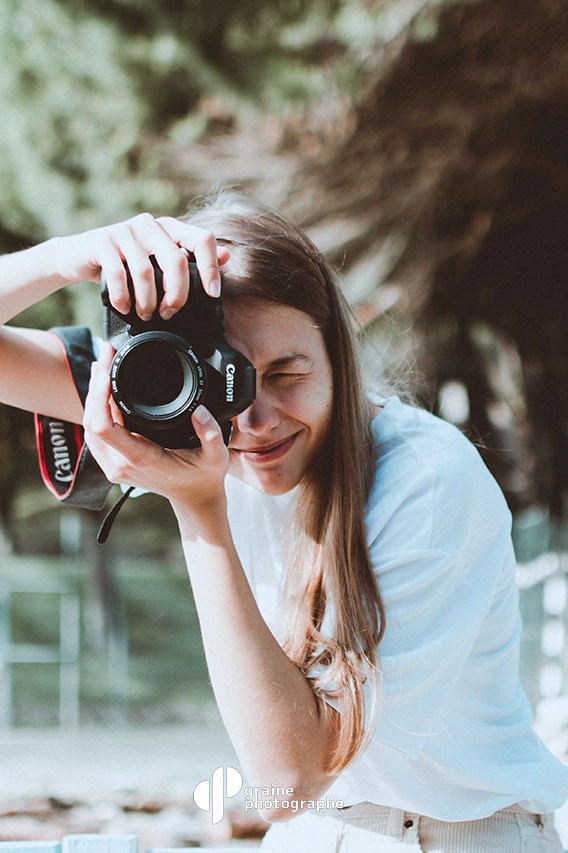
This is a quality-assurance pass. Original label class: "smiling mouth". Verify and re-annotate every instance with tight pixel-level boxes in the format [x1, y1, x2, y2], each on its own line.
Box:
[235, 434, 298, 463]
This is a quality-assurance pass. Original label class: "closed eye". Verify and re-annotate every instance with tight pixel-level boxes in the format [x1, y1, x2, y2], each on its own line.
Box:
[269, 372, 308, 381]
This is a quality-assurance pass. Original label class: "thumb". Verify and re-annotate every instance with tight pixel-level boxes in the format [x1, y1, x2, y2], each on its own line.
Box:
[191, 405, 226, 461]
[97, 340, 116, 370]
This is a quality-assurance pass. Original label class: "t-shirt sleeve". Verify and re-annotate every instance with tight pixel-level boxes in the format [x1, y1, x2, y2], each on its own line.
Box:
[363, 416, 517, 757]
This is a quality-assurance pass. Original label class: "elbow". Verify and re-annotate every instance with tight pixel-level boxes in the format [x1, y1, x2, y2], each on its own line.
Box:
[256, 797, 307, 825]
[253, 776, 335, 824]
[258, 805, 290, 824]
[248, 708, 341, 823]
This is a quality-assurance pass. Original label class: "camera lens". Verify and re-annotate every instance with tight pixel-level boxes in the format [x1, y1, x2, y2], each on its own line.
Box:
[120, 342, 187, 409]
[111, 334, 205, 424]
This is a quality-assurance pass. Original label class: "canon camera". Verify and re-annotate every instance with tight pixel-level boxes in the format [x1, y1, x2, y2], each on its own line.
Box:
[101, 257, 256, 449]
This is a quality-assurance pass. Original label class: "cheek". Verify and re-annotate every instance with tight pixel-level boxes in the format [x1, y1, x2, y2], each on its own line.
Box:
[317, 391, 333, 438]
[280, 380, 332, 423]
[298, 383, 333, 438]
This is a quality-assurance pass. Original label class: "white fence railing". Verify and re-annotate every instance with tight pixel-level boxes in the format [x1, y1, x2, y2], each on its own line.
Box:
[0, 574, 80, 729]
[517, 552, 568, 709]
[1, 552, 568, 732]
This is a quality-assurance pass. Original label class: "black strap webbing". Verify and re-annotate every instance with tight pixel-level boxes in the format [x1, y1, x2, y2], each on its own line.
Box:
[34, 326, 113, 512]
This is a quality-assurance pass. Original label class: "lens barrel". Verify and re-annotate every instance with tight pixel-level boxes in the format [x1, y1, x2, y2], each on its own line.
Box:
[110, 332, 206, 427]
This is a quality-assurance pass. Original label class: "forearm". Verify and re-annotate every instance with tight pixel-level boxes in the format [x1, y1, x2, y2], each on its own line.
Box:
[81, 359, 338, 816]
[0, 239, 88, 419]
[0, 238, 70, 325]
[174, 502, 338, 817]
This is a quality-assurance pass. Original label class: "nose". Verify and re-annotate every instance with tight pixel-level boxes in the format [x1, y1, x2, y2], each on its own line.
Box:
[232, 390, 280, 435]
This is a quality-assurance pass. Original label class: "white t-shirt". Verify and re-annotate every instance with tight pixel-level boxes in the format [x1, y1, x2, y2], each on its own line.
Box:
[225, 397, 568, 820]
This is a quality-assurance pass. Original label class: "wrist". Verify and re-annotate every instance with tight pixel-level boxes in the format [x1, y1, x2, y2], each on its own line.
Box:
[0, 239, 75, 325]
[47, 234, 97, 285]
[171, 491, 230, 541]
[12, 239, 69, 288]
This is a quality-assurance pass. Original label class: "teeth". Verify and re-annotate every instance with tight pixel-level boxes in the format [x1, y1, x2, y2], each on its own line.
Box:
[249, 439, 287, 453]
[236, 435, 295, 454]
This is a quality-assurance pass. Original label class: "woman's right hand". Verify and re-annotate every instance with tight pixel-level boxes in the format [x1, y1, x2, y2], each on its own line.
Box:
[0, 210, 229, 423]
[50, 212, 230, 320]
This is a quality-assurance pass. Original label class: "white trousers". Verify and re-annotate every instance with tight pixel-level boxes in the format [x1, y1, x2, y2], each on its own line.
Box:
[261, 801, 564, 852]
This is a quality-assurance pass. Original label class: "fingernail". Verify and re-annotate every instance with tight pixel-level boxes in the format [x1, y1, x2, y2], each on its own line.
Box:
[209, 276, 221, 298]
[193, 405, 211, 424]
[160, 307, 177, 320]
[139, 312, 153, 322]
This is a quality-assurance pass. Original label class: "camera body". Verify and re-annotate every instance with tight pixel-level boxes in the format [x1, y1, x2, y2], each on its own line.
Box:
[101, 257, 256, 449]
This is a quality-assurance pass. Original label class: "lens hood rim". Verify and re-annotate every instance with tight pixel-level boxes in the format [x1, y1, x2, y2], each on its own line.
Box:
[109, 331, 207, 428]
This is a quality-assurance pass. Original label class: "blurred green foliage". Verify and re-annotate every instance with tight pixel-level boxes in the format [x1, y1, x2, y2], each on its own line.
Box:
[0, 0, 438, 249]
[0, 0, 152, 241]
[0, 0, 351, 250]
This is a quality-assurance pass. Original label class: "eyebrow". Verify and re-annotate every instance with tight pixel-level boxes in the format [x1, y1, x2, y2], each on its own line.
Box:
[265, 354, 314, 370]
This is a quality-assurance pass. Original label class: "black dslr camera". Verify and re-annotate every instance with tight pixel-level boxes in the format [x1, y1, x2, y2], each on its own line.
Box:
[101, 256, 256, 449]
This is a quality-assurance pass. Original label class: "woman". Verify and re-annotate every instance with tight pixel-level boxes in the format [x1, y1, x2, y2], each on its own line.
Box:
[0, 192, 566, 851]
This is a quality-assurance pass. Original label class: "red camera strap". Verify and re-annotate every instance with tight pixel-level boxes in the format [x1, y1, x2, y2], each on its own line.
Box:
[34, 327, 113, 511]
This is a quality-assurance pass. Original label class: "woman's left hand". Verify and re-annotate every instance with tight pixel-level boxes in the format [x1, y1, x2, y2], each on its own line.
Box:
[83, 343, 229, 518]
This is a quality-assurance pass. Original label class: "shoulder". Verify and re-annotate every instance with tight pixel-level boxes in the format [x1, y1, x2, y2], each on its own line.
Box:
[371, 396, 480, 476]
[366, 397, 512, 555]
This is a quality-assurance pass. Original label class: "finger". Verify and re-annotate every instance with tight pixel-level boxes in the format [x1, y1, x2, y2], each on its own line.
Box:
[114, 214, 190, 320]
[109, 396, 125, 428]
[97, 340, 115, 370]
[157, 217, 222, 299]
[156, 246, 192, 320]
[92, 343, 124, 421]
[191, 406, 227, 463]
[85, 360, 145, 461]
[98, 244, 131, 315]
[84, 358, 116, 437]
[190, 230, 222, 298]
[97, 343, 125, 427]
[121, 214, 191, 319]
[109, 227, 160, 321]
[98, 226, 161, 319]
[217, 246, 231, 266]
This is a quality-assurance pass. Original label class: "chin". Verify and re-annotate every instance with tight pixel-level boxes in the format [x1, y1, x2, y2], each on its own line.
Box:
[229, 460, 299, 497]
[249, 473, 299, 496]
[258, 479, 298, 497]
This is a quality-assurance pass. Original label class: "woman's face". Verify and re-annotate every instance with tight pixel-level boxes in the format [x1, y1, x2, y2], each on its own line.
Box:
[223, 299, 333, 495]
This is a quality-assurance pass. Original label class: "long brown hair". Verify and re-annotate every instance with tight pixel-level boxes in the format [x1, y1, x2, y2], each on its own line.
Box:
[185, 191, 385, 773]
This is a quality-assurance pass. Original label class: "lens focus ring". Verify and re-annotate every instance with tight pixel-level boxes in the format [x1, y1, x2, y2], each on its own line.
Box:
[110, 332, 206, 426]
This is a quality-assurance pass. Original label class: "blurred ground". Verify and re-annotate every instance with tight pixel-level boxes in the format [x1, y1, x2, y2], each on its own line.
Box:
[0, 723, 266, 848]
[0, 722, 567, 849]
